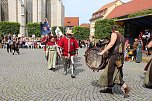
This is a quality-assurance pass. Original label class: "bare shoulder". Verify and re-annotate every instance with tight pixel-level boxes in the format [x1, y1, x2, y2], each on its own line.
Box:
[148, 40, 152, 48]
[111, 32, 117, 37]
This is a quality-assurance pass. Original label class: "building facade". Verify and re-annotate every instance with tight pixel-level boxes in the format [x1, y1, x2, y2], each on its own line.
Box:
[0, 0, 65, 36]
[89, 0, 122, 36]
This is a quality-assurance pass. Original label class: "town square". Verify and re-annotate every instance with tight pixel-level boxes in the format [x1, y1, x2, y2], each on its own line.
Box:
[0, 0, 152, 100]
[0, 48, 151, 100]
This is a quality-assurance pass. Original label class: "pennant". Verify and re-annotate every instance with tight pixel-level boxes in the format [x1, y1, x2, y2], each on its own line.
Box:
[55, 26, 63, 36]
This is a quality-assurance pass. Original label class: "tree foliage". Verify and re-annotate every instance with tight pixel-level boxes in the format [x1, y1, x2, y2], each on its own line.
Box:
[94, 19, 114, 39]
[73, 26, 90, 40]
[0, 22, 20, 35]
[94, 19, 124, 39]
[128, 9, 152, 18]
[26, 22, 41, 37]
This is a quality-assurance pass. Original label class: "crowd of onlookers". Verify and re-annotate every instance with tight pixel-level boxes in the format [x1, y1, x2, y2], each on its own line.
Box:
[79, 29, 152, 63]
[0, 34, 45, 51]
[78, 40, 90, 48]
[124, 29, 152, 62]
[0, 29, 151, 58]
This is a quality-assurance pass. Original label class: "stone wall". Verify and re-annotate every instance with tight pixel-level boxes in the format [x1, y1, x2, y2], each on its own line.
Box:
[1, 0, 64, 35]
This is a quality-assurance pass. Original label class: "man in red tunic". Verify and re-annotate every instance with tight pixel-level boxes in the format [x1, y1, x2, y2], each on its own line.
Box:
[58, 30, 79, 78]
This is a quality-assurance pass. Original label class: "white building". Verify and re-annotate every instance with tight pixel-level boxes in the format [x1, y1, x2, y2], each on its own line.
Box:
[0, 0, 65, 35]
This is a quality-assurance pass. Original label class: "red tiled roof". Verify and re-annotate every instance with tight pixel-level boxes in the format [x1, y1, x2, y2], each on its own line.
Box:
[64, 17, 79, 26]
[80, 23, 90, 28]
[90, 0, 121, 21]
[95, 0, 118, 13]
[106, 0, 152, 19]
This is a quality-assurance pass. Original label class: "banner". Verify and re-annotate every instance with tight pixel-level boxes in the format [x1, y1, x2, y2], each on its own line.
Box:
[40, 19, 51, 35]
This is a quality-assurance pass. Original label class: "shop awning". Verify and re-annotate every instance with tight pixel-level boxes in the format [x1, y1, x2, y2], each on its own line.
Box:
[115, 14, 152, 27]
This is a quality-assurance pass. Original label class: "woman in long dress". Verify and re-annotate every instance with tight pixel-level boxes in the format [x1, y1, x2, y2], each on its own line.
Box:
[46, 35, 58, 70]
[136, 40, 142, 63]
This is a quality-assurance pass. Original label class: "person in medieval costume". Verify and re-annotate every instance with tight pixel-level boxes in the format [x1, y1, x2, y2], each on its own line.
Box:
[58, 30, 79, 78]
[136, 40, 142, 63]
[98, 25, 130, 98]
[12, 37, 20, 55]
[45, 35, 58, 70]
[56, 32, 64, 65]
[143, 40, 152, 88]
[132, 38, 139, 61]
[41, 34, 49, 52]
[6, 34, 12, 53]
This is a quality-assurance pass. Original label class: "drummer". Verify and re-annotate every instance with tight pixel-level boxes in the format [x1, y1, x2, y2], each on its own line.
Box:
[98, 25, 130, 98]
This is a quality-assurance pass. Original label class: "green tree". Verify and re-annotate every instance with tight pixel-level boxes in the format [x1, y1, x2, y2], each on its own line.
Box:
[73, 26, 90, 40]
[94, 19, 124, 39]
[26, 22, 41, 37]
[94, 19, 114, 39]
[0, 22, 20, 35]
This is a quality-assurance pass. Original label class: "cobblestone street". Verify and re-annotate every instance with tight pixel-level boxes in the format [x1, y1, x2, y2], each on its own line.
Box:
[0, 48, 152, 101]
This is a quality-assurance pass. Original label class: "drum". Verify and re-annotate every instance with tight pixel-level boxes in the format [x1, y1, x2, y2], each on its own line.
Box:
[84, 47, 108, 71]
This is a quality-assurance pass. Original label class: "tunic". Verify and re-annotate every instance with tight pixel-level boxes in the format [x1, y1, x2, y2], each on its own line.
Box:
[58, 36, 79, 57]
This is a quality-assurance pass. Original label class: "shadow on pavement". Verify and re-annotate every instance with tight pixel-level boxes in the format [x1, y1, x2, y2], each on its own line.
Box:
[74, 68, 85, 76]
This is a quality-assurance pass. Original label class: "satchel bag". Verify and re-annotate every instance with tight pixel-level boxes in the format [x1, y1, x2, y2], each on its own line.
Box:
[115, 55, 122, 68]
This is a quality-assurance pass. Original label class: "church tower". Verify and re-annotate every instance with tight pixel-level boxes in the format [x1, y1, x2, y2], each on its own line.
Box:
[0, 0, 65, 36]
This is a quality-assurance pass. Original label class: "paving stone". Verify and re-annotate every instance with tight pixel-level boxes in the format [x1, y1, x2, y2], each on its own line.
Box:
[0, 48, 152, 100]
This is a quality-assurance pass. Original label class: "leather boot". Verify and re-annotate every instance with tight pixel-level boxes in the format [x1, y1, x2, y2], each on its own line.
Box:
[64, 58, 68, 75]
[99, 88, 113, 94]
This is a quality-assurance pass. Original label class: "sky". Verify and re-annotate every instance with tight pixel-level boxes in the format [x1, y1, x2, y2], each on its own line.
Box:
[62, 0, 132, 24]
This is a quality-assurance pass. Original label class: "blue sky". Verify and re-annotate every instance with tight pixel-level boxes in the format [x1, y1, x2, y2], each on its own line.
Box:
[62, 0, 131, 24]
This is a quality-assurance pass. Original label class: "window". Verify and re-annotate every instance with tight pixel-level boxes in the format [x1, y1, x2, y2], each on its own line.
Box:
[25, 0, 33, 23]
[45, 0, 51, 25]
[0, 0, 8, 21]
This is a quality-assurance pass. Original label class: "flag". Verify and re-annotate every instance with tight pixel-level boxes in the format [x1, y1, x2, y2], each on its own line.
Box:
[40, 19, 51, 35]
[55, 27, 63, 36]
